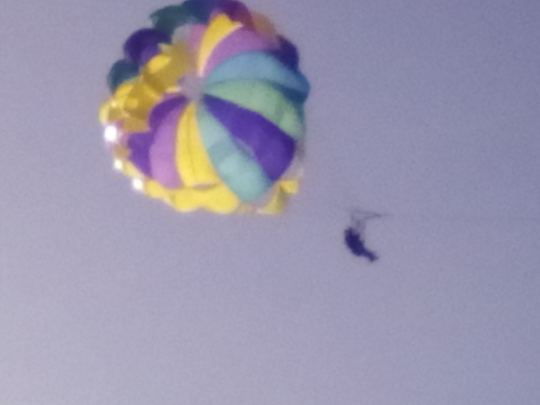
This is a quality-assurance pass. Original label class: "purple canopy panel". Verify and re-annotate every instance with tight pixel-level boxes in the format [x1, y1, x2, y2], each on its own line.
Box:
[203, 95, 295, 181]
[202, 27, 275, 76]
[127, 132, 154, 177]
[149, 98, 188, 189]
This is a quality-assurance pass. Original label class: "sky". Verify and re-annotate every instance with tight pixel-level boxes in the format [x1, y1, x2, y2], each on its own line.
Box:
[1, 1, 539, 404]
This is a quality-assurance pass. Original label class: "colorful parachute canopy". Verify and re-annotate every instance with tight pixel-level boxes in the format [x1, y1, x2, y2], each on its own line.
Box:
[99, 0, 310, 214]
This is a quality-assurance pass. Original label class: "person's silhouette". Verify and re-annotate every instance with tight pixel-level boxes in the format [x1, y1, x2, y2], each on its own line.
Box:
[344, 209, 381, 262]
[344, 227, 378, 262]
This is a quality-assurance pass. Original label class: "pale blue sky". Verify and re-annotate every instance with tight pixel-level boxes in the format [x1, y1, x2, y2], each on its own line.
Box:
[1, 1, 539, 404]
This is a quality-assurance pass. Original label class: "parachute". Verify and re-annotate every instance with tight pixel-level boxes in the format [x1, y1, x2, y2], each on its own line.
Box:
[99, 0, 310, 214]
